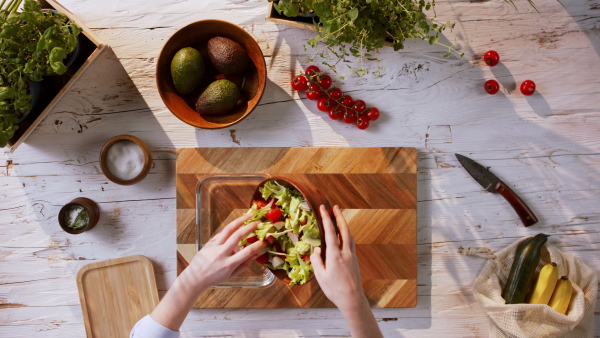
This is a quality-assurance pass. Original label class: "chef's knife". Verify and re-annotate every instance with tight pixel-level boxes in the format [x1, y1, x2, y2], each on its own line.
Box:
[455, 153, 538, 227]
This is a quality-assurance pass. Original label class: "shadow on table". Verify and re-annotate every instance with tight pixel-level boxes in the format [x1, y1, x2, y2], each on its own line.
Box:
[14, 46, 175, 312]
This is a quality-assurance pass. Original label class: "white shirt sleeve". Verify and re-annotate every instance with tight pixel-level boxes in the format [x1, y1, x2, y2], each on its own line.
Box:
[130, 315, 180, 338]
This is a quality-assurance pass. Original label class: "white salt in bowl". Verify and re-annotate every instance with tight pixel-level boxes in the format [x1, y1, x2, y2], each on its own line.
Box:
[100, 135, 152, 185]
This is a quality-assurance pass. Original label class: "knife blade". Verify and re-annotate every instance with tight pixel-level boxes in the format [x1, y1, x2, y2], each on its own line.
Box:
[455, 153, 538, 227]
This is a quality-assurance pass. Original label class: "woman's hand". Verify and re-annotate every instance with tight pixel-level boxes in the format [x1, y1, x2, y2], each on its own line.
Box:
[150, 214, 265, 331]
[311, 205, 383, 338]
[184, 213, 266, 291]
[311, 205, 365, 312]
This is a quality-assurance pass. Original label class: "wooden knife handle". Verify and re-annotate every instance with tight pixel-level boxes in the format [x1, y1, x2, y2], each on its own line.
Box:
[495, 181, 538, 227]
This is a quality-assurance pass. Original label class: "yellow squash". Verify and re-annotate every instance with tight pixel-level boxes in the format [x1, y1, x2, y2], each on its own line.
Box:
[548, 276, 573, 315]
[528, 262, 558, 304]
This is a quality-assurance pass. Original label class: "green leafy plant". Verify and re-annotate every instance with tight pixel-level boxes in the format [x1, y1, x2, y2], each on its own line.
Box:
[271, 0, 460, 77]
[0, 0, 81, 147]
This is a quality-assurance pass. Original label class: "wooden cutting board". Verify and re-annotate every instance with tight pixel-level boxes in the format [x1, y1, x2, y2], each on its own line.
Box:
[77, 255, 159, 337]
[176, 147, 417, 308]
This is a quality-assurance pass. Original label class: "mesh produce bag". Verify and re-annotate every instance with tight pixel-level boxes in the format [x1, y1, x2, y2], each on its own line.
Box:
[463, 236, 597, 337]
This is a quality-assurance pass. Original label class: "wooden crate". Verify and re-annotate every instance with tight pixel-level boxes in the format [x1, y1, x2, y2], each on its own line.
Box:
[265, 3, 392, 46]
[265, 2, 317, 32]
[6, 0, 110, 152]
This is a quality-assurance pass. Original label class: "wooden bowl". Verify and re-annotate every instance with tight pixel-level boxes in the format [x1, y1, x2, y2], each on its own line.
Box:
[58, 197, 100, 234]
[251, 177, 336, 285]
[100, 135, 152, 185]
[156, 20, 266, 129]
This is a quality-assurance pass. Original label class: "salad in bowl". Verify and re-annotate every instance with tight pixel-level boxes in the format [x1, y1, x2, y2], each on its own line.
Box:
[239, 178, 328, 285]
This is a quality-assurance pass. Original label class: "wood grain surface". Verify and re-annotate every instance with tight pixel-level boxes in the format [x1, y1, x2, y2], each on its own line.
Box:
[0, 0, 599, 336]
[76, 255, 159, 337]
[176, 147, 417, 308]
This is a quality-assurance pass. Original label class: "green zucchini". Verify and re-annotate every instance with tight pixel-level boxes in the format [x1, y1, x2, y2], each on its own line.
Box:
[502, 233, 548, 304]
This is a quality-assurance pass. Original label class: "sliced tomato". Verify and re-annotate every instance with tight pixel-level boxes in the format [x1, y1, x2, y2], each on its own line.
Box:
[254, 199, 268, 209]
[266, 208, 283, 222]
[246, 235, 259, 244]
[264, 236, 275, 245]
[256, 253, 269, 264]
[301, 254, 311, 263]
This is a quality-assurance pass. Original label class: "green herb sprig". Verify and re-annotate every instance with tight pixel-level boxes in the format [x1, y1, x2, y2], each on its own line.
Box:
[272, 0, 461, 77]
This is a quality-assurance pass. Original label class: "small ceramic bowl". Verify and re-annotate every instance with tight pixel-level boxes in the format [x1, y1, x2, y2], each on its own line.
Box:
[58, 197, 100, 234]
[156, 19, 267, 129]
[251, 177, 335, 285]
[100, 135, 152, 185]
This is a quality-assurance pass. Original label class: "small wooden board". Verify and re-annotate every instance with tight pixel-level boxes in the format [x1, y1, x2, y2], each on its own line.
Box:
[176, 147, 417, 308]
[76, 255, 159, 338]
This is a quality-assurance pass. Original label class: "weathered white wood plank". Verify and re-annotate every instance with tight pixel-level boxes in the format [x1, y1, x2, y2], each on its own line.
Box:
[1, 0, 599, 336]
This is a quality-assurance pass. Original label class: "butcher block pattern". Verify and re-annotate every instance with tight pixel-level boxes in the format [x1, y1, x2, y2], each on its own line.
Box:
[176, 147, 417, 308]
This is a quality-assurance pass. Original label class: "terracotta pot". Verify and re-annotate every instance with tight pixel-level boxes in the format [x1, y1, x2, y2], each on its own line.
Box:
[58, 197, 100, 234]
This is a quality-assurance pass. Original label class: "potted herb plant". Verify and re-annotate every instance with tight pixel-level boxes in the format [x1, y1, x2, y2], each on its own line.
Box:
[0, 0, 81, 147]
[269, 0, 460, 76]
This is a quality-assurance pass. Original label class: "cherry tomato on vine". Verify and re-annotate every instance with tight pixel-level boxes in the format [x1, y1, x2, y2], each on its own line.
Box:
[342, 111, 357, 124]
[318, 75, 332, 89]
[328, 88, 343, 100]
[484, 79, 500, 95]
[306, 84, 322, 100]
[291, 75, 308, 91]
[329, 106, 346, 120]
[484, 50, 500, 67]
[520, 80, 536, 96]
[356, 116, 369, 130]
[352, 100, 366, 113]
[305, 65, 320, 81]
[365, 107, 380, 121]
[317, 97, 338, 112]
[341, 95, 354, 107]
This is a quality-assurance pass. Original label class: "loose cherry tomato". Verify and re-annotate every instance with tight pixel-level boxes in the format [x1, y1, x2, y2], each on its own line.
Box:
[341, 95, 353, 107]
[266, 208, 283, 222]
[328, 88, 343, 100]
[318, 74, 332, 89]
[291, 75, 308, 91]
[256, 252, 269, 264]
[306, 84, 322, 100]
[520, 80, 536, 96]
[317, 97, 337, 112]
[305, 65, 320, 80]
[484, 79, 500, 95]
[356, 116, 369, 130]
[365, 107, 380, 121]
[329, 106, 346, 120]
[484, 50, 500, 67]
[352, 100, 366, 113]
[342, 111, 357, 124]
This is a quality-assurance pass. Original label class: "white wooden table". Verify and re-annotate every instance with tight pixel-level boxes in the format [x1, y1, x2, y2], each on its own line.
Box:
[1, 0, 599, 336]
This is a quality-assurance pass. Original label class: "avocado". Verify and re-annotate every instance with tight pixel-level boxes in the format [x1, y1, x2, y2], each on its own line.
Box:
[171, 47, 205, 94]
[195, 79, 240, 116]
[207, 37, 250, 75]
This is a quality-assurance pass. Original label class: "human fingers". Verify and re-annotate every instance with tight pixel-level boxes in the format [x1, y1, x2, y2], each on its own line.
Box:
[311, 246, 325, 278]
[224, 220, 259, 249]
[216, 213, 254, 244]
[333, 205, 352, 253]
[231, 257, 254, 277]
[229, 239, 266, 266]
[320, 205, 339, 254]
